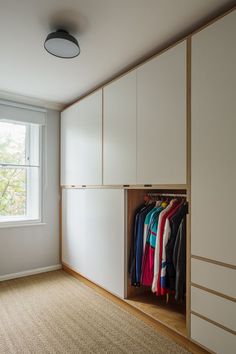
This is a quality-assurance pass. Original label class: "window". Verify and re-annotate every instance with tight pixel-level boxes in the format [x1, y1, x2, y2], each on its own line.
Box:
[0, 120, 42, 224]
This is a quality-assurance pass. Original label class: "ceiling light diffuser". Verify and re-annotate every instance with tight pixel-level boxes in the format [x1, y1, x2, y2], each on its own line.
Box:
[44, 29, 80, 59]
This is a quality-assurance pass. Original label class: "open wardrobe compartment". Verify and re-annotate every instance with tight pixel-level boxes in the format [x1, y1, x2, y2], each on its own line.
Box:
[125, 189, 189, 337]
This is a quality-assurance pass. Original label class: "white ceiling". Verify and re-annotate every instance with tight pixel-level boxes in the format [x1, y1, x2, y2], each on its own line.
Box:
[0, 0, 234, 109]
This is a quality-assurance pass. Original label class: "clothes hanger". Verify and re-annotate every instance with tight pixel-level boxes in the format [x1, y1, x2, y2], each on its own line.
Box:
[155, 198, 162, 207]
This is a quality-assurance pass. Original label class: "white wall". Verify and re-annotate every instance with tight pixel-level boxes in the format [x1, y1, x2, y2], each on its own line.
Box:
[0, 109, 60, 277]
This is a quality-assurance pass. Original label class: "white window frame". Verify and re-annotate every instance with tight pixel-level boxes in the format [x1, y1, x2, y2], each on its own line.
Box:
[0, 121, 44, 228]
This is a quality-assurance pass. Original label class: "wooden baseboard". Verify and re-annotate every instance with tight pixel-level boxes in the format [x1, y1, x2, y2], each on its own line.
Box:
[62, 264, 209, 354]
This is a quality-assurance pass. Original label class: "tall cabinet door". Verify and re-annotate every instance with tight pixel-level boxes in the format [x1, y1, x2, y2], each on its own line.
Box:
[62, 188, 125, 298]
[103, 71, 136, 185]
[191, 11, 236, 354]
[137, 41, 186, 184]
[191, 11, 236, 267]
[61, 90, 102, 186]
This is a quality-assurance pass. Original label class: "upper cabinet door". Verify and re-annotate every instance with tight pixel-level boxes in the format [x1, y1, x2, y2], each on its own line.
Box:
[137, 41, 186, 184]
[61, 90, 102, 186]
[191, 11, 236, 266]
[103, 71, 137, 185]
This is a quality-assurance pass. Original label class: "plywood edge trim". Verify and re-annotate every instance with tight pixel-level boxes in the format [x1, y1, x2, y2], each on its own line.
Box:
[189, 5, 236, 38]
[191, 283, 236, 303]
[191, 311, 236, 336]
[63, 6, 236, 112]
[62, 263, 208, 354]
[64, 36, 187, 110]
[191, 255, 236, 270]
[101, 88, 104, 185]
[59, 110, 62, 264]
[186, 36, 192, 340]
[61, 184, 188, 190]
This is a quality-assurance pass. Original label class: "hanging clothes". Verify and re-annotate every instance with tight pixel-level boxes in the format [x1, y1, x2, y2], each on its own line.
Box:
[135, 203, 155, 285]
[173, 216, 186, 301]
[165, 202, 188, 293]
[141, 205, 164, 287]
[129, 195, 187, 303]
[129, 203, 146, 286]
[159, 201, 183, 295]
[129, 203, 154, 286]
[143, 200, 162, 252]
[151, 199, 179, 294]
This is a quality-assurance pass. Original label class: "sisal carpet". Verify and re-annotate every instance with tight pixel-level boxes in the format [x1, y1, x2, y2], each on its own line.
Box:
[0, 271, 190, 354]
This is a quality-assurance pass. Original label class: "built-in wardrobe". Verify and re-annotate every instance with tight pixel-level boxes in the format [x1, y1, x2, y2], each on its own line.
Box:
[61, 9, 236, 354]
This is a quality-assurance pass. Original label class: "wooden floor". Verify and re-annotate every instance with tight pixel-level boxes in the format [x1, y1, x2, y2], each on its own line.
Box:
[125, 292, 186, 337]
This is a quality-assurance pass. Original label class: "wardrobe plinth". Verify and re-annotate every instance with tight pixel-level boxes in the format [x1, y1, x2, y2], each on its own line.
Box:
[125, 292, 187, 337]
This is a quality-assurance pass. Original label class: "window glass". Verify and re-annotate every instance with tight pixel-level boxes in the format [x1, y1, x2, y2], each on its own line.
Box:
[0, 121, 41, 223]
[0, 122, 27, 165]
[0, 168, 27, 217]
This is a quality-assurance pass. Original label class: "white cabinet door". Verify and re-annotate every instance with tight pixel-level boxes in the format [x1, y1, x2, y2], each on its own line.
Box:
[191, 11, 236, 265]
[103, 71, 136, 184]
[137, 41, 186, 184]
[61, 90, 102, 186]
[191, 11, 236, 354]
[61, 103, 78, 185]
[62, 188, 125, 298]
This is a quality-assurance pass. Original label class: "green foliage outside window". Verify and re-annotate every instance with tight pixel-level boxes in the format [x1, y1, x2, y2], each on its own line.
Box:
[0, 122, 27, 217]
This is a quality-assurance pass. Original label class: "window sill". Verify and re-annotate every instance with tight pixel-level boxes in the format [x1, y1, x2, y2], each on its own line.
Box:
[0, 220, 46, 229]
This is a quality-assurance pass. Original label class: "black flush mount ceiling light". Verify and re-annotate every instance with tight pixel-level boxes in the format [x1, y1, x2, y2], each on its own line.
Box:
[44, 29, 80, 58]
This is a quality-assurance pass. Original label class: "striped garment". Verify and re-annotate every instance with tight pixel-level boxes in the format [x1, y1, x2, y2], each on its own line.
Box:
[141, 206, 163, 287]
[151, 200, 179, 294]
[142, 201, 162, 252]
[159, 202, 182, 295]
